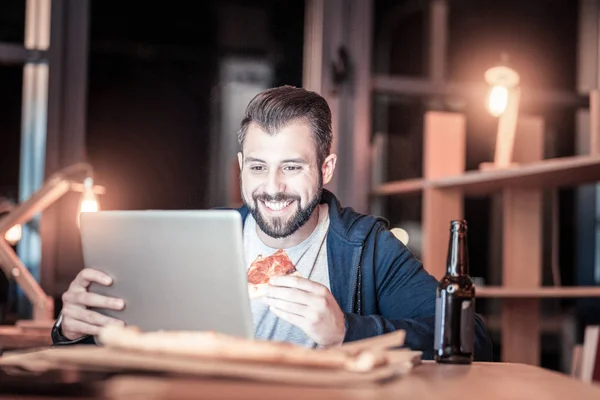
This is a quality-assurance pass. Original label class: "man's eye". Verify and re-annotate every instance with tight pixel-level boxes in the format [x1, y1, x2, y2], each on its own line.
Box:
[250, 165, 266, 171]
[284, 165, 301, 171]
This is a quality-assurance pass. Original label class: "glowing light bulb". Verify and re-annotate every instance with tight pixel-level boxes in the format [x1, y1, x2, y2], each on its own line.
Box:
[484, 63, 519, 118]
[487, 85, 509, 117]
[78, 177, 99, 228]
[4, 224, 22, 246]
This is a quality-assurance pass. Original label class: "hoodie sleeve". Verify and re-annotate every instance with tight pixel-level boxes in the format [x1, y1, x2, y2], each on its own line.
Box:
[342, 226, 494, 362]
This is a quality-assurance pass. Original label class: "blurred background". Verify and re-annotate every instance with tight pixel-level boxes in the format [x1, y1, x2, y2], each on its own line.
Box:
[0, 0, 599, 373]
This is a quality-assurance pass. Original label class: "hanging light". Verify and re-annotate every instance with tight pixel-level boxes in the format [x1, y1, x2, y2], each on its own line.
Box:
[484, 65, 520, 117]
[480, 55, 522, 170]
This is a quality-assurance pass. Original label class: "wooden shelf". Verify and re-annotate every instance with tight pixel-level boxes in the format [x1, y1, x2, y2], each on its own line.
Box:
[372, 112, 600, 366]
[372, 155, 600, 197]
[484, 314, 574, 334]
[370, 178, 425, 196]
[432, 154, 600, 195]
[476, 286, 600, 298]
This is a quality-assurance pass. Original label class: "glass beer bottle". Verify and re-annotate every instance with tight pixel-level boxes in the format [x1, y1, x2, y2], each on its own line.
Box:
[434, 219, 475, 364]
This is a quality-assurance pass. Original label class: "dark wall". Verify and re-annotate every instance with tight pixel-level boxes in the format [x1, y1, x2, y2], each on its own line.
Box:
[85, 2, 219, 211]
[86, 0, 304, 212]
[0, 0, 305, 313]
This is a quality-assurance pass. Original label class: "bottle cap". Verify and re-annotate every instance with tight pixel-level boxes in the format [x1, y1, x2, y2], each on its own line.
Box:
[450, 220, 468, 232]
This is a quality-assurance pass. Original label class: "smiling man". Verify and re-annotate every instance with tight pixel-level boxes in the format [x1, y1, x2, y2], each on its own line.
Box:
[237, 92, 343, 347]
[233, 85, 492, 357]
[51, 85, 493, 361]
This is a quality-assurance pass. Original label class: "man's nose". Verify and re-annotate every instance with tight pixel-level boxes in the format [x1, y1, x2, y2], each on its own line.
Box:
[264, 169, 285, 195]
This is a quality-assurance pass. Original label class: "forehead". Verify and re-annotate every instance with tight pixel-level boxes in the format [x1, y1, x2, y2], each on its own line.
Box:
[242, 121, 317, 161]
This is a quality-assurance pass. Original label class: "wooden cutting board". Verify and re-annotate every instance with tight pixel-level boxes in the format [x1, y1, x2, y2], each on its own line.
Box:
[0, 346, 422, 387]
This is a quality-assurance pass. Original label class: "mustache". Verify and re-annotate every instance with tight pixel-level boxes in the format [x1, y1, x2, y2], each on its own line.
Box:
[253, 193, 300, 203]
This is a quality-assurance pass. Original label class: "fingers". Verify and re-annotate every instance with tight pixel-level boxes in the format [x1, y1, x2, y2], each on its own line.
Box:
[265, 297, 307, 317]
[62, 291, 125, 310]
[61, 318, 103, 338]
[266, 285, 326, 309]
[59, 268, 123, 341]
[71, 268, 112, 291]
[62, 305, 125, 328]
[269, 306, 305, 328]
[269, 275, 328, 295]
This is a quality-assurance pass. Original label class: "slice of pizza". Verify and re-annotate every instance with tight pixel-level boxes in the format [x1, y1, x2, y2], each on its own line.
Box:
[247, 249, 300, 299]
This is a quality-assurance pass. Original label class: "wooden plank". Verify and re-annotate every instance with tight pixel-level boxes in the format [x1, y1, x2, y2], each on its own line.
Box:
[422, 111, 465, 279]
[501, 301, 539, 365]
[476, 286, 600, 298]
[423, 189, 462, 279]
[0, 326, 52, 350]
[373, 154, 600, 197]
[347, 0, 372, 214]
[501, 190, 542, 365]
[502, 189, 543, 289]
[98, 362, 600, 399]
[432, 154, 600, 195]
[484, 314, 573, 334]
[500, 116, 544, 366]
[371, 178, 426, 196]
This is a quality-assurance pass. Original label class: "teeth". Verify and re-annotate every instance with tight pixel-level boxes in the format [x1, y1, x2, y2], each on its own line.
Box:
[264, 201, 291, 211]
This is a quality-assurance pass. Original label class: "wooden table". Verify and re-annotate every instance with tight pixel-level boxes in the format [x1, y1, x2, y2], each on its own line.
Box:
[0, 326, 52, 352]
[102, 362, 600, 400]
[5, 361, 599, 400]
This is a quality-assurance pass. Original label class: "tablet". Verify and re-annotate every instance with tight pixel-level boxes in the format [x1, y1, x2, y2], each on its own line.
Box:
[79, 209, 254, 339]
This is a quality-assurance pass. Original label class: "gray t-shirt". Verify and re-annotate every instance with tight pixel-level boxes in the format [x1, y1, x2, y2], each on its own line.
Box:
[243, 203, 330, 348]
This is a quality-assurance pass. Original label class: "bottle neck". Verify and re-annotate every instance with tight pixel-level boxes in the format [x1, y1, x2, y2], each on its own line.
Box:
[447, 223, 469, 276]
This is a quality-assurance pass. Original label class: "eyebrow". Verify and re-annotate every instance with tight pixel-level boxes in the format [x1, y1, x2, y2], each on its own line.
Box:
[244, 157, 265, 164]
[244, 157, 309, 165]
[282, 158, 309, 164]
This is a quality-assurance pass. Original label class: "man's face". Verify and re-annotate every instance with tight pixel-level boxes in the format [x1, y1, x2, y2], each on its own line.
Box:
[238, 121, 335, 239]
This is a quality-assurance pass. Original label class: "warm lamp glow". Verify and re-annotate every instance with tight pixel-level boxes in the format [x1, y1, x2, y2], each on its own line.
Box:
[4, 224, 22, 246]
[487, 85, 509, 117]
[480, 57, 522, 170]
[484, 64, 520, 118]
[79, 177, 99, 214]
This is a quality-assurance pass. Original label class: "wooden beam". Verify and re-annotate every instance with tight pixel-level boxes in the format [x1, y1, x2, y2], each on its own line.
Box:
[422, 111, 465, 279]
[500, 116, 544, 365]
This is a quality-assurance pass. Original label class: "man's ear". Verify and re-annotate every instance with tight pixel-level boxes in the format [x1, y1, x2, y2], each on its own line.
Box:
[321, 154, 337, 185]
[237, 152, 243, 171]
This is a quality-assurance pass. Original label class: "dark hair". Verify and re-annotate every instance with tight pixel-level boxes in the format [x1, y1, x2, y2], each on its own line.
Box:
[237, 85, 333, 166]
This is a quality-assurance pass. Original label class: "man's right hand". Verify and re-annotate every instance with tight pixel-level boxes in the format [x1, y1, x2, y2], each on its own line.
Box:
[59, 268, 125, 340]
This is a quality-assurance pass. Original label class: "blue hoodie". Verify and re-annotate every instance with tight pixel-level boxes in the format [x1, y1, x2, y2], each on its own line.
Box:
[52, 189, 493, 361]
[237, 188, 493, 361]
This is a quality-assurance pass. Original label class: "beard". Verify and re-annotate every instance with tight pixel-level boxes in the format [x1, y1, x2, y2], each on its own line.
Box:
[242, 179, 323, 239]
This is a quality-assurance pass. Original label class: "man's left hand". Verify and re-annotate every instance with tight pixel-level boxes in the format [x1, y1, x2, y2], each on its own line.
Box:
[265, 275, 346, 347]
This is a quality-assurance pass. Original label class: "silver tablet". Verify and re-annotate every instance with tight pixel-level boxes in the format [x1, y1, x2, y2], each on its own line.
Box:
[79, 209, 253, 339]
